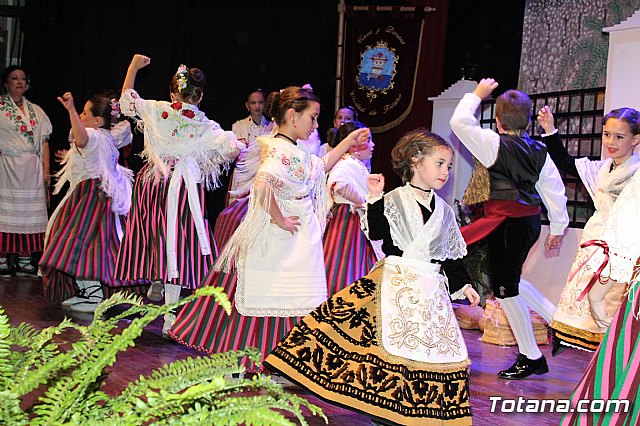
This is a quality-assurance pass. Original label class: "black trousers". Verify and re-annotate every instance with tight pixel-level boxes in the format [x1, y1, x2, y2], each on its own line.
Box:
[486, 214, 541, 299]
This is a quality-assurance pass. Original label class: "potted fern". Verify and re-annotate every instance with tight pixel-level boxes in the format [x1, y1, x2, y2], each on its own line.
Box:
[0, 287, 324, 425]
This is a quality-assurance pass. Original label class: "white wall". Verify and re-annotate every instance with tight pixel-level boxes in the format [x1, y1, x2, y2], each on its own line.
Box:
[522, 225, 583, 304]
[603, 10, 640, 114]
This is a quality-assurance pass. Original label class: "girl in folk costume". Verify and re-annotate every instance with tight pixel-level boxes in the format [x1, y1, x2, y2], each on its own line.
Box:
[113, 54, 243, 337]
[210, 89, 273, 271]
[0, 66, 52, 276]
[39, 93, 133, 313]
[167, 90, 272, 350]
[228, 88, 273, 206]
[561, 168, 640, 426]
[539, 106, 640, 354]
[265, 130, 480, 426]
[169, 86, 370, 369]
[320, 105, 357, 158]
[323, 120, 378, 296]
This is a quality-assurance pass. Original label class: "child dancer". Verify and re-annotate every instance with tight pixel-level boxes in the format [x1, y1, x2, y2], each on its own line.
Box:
[450, 78, 569, 379]
[319, 105, 357, 158]
[169, 86, 369, 369]
[539, 106, 640, 354]
[323, 120, 378, 295]
[265, 129, 479, 425]
[228, 88, 273, 205]
[40, 93, 133, 313]
[561, 167, 640, 425]
[113, 54, 243, 337]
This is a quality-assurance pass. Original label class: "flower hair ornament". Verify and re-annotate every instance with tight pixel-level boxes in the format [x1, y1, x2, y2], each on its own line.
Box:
[110, 98, 121, 126]
[176, 64, 188, 95]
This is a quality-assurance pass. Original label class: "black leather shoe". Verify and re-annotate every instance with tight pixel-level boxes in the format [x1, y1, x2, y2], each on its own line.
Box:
[551, 330, 569, 357]
[498, 353, 549, 380]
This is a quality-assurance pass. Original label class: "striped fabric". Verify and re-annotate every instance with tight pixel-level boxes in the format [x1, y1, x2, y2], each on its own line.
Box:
[39, 179, 123, 304]
[170, 196, 298, 371]
[0, 231, 44, 254]
[114, 163, 214, 289]
[323, 204, 376, 296]
[561, 283, 640, 426]
[212, 197, 249, 255]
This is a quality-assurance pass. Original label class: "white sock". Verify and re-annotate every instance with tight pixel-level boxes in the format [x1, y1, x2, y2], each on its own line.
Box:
[498, 295, 543, 360]
[519, 278, 556, 323]
[163, 283, 181, 324]
[164, 283, 182, 305]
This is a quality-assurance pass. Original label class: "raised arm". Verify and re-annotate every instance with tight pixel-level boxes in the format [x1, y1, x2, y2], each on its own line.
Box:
[57, 92, 88, 148]
[449, 78, 501, 167]
[537, 106, 578, 176]
[122, 54, 151, 92]
[324, 128, 370, 172]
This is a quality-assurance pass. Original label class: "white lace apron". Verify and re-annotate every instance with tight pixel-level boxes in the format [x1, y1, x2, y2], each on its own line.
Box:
[365, 185, 468, 363]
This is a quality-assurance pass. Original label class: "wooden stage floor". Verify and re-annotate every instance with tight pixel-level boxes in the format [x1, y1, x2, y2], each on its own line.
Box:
[0, 276, 592, 425]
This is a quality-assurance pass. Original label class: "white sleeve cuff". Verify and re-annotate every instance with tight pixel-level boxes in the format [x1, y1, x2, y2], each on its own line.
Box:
[450, 283, 471, 300]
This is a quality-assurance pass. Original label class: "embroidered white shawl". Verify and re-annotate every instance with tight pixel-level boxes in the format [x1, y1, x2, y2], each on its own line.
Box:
[54, 128, 134, 215]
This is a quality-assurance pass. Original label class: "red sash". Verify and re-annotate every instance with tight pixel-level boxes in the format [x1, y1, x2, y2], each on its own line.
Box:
[461, 200, 541, 246]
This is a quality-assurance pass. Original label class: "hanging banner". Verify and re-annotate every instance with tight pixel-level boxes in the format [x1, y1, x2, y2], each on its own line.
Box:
[342, 9, 425, 133]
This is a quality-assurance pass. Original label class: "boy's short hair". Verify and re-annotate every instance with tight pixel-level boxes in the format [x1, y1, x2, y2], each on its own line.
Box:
[495, 90, 532, 131]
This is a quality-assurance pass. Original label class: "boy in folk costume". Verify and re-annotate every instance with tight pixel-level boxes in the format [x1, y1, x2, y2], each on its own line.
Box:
[450, 78, 569, 379]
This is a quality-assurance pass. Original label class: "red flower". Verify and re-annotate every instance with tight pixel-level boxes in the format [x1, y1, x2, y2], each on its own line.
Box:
[16, 116, 22, 120]
[281, 154, 291, 166]
[161, 111, 169, 119]
[29, 119, 35, 126]
[182, 109, 195, 119]
[29, 131, 33, 136]
[5, 112, 10, 117]
[171, 101, 182, 110]
[20, 125, 27, 132]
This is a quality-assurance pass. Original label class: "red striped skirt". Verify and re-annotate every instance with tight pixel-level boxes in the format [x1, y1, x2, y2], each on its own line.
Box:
[323, 204, 377, 296]
[114, 164, 215, 289]
[40, 179, 125, 304]
[0, 232, 44, 254]
[169, 196, 298, 371]
[561, 283, 640, 425]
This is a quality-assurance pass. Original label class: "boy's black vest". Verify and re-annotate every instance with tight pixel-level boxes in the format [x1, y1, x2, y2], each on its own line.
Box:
[488, 133, 547, 206]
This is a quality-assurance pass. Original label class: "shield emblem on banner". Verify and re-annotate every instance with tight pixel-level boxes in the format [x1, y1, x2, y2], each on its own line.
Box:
[357, 41, 398, 102]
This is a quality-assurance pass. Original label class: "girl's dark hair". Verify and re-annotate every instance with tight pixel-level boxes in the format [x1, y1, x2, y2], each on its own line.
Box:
[604, 107, 640, 135]
[1, 65, 29, 94]
[89, 95, 112, 129]
[246, 88, 265, 101]
[328, 120, 365, 148]
[391, 128, 453, 183]
[335, 105, 358, 122]
[170, 67, 206, 104]
[264, 86, 321, 126]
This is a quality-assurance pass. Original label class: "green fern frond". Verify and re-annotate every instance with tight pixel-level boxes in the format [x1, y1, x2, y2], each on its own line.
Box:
[118, 348, 259, 399]
[0, 291, 324, 425]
